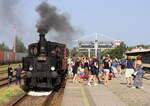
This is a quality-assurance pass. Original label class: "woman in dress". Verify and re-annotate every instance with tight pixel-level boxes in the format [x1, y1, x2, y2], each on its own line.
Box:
[132, 56, 143, 88]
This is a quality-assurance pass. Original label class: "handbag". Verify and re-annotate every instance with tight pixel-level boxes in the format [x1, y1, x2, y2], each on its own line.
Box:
[132, 71, 137, 77]
[109, 73, 113, 77]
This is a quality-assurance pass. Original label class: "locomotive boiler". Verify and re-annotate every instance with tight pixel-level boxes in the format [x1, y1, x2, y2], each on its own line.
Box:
[22, 32, 68, 91]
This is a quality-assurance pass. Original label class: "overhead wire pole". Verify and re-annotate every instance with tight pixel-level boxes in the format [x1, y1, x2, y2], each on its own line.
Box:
[73, 32, 119, 58]
[13, 24, 16, 53]
[95, 33, 98, 57]
[43, 0, 48, 2]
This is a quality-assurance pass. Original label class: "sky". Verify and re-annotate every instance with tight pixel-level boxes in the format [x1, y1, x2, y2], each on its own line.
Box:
[0, 0, 150, 48]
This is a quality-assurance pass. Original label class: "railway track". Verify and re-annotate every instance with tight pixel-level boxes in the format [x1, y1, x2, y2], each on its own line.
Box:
[0, 73, 25, 88]
[9, 79, 66, 106]
[10, 92, 52, 106]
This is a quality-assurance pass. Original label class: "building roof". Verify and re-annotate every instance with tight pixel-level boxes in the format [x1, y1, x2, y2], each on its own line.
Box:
[126, 48, 150, 54]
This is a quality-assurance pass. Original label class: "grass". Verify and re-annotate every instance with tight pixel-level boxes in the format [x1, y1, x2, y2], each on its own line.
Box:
[0, 70, 7, 74]
[0, 63, 22, 74]
[0, 85, 24, 106]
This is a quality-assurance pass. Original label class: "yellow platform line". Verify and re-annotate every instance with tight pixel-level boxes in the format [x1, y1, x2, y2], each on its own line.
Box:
[80, 84, 91, 106]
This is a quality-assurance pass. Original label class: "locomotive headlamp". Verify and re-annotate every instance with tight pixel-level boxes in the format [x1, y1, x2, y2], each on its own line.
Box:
[51, 66, 55, 71]
[29, 65, 33, 71]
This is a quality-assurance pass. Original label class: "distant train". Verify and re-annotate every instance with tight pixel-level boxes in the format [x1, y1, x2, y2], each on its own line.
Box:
[22, 32, 69, 91]
[0, 51, 27, 65]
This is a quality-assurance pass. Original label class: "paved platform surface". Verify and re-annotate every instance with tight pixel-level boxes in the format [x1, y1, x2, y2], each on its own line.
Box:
[61, 79, 127, 106]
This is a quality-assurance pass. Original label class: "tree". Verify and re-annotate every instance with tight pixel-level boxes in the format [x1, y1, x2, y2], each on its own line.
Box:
[15, 36, 27, 53]
[0, 42, 10, 51]
[102, 42, 127, 59]
[70, 47, 88, 57]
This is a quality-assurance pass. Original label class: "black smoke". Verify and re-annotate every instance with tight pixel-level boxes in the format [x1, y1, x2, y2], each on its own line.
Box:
[36, 2, 77, 44]
[0, 0, 19, 25]
[0, 0, 30, 48]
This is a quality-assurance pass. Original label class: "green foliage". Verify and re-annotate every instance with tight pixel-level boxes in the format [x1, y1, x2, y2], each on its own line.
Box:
[70, 47, 78, 56]
[0, 42, 10, 51]
[0, 63, 22, 74]
[102, 42, 127, 59]
[15, 36, 27, 53]
[70, 47, 88, 57]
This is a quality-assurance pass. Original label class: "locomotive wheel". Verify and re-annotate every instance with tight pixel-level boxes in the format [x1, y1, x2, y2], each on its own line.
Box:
[22, 85, 29, 91]
[23, 76, 31, 91]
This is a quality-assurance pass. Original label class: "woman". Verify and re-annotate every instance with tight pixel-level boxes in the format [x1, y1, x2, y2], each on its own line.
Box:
[87, 57, 98, 86]
[125, 57, 134, 86]
[111, 56, 119, 78]
[73, 57, 80, 83]
[79, 61, 85, 83]
[102, 55, 111, 86]
[132, 56, 143, 88]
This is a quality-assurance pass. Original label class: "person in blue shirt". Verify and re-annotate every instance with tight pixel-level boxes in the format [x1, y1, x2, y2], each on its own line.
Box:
[111, 56, 119, 78]
[15, 64, 22, 86]
[121, 56, 127, 72]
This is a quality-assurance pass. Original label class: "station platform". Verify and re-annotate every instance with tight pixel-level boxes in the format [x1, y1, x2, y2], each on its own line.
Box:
[61, 79, 127, 106]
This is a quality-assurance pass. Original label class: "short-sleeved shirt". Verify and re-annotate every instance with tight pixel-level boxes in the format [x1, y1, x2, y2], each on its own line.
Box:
[15, 67, 22, 77]
[126, 60, 134, 69]
[112, 60, 118, 67]
[67, 58, 71, 64]
[103, 59, 110, 69]
[121, 58, 126, 65]
[8, 67, 13, 76]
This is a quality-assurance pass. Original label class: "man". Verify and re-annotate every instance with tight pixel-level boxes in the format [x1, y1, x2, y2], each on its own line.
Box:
[15, 64, 22, 85]
[125, 57, 134, 86]
[8, 64, 13, 86]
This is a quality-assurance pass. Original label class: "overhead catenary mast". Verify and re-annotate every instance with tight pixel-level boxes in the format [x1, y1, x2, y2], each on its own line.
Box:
[13, 24, 16, 53]
[43, 0, 48, 2]
[75, 32, 120, 58]
[95, 33, 98, 57]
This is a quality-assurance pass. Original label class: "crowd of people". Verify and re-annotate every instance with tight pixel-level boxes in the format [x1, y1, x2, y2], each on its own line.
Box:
[6, 55, 144, 89]
[67, 55, 144, 89]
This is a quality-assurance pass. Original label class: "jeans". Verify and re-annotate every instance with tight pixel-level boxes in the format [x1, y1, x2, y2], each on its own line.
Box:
[8, 75, 12, 85]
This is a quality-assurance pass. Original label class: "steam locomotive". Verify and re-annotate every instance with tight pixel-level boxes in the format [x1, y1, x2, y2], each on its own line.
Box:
[22, 32, 68, 91]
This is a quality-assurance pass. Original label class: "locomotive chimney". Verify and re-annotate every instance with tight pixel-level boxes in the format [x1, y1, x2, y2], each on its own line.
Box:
[39, 32, 47, 56]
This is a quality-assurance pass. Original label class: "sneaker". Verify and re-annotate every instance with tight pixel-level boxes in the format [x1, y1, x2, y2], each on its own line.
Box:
[87, 83, 91, 86]
[94, 83, 98, 86]
[127, 83, 132, 87]
[140, 86, 144, 89]
[132, 86, 135, 88]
